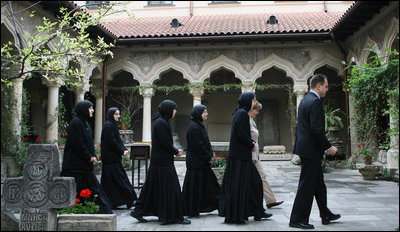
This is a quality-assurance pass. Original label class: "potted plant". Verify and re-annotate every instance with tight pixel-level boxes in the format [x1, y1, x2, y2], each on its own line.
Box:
[210, 153, 227, 185]
[357, 143, 375, 165]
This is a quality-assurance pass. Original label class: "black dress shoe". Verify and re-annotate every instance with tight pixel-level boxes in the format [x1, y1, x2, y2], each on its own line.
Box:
[289, 222, 315, 229]
[254, 212, 273, 221]
[130, 210, 147, 223]
[322, 213, 341, 225]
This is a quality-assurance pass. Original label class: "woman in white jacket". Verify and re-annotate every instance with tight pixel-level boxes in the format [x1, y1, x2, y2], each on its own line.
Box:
[249, 101, 284, 209]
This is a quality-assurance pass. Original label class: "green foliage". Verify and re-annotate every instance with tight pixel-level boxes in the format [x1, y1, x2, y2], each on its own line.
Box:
[1, 2, 117, 86]
[119, 110, 132, 130]
[344, 47, 399, 149]
[58, 189, 100, 214]
[324, 103, 344, 135]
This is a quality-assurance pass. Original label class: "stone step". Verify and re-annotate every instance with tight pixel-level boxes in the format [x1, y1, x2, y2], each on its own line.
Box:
[174, 153, 294, 161]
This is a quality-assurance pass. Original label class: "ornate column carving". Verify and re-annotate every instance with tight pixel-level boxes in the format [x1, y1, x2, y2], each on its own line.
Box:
[139, 87, 155, 142]
[241, 83, 255, 93]
[74, 82, 90, 104]
[293, 86, 308, 116]
[189, 87, 204, 106]
[92, 88, 103, 145]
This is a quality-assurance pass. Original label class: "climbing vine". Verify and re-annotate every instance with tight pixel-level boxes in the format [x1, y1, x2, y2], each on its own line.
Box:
[344, 46, 399, 149]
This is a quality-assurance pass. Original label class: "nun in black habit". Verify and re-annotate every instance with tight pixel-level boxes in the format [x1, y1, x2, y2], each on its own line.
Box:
[130, 100, 191, 225]
[182, 104, 220, 217]
[100, 107, 137, 209]
[218, 92, 272, 224]
[61, 100, 113, 214]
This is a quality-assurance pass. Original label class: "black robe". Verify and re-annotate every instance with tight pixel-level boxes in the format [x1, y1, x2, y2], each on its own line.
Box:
[218, 92, 265, 222]
[132, 100, 184, 223]
[61, 100, 113, 214]
[100, 107, 137, 208]
[182, 105, 220, 216]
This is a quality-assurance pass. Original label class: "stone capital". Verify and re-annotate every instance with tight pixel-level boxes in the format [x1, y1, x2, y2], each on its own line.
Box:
[139, 87, 155, 97]
[41, 78, 62, 88]
[189, 87, 204, 98]
[241, 83, 255, 93]
[293, 87, 308, 96]
[91, 88, 103, 98]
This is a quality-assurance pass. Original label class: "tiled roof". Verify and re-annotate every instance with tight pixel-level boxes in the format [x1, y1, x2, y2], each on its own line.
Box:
[99, 11, 345, 39]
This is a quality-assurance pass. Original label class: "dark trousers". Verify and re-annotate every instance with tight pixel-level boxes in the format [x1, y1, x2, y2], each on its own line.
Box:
[290, 158, 331, 223]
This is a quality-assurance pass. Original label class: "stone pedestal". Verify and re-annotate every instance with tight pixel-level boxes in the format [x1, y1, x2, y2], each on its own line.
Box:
[358, 165, 383, 180]
[263, 145, 286, 154]
[57, 214, 117, 231]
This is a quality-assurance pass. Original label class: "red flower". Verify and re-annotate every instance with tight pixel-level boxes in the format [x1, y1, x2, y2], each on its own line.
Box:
[357, 144, 361, 148]
[24, 137, 29, 142]
[80, 189, 92, 199]
[36, 137, 41, 142]
[74, 198, 80, 206]
[99, 143, 101, 147]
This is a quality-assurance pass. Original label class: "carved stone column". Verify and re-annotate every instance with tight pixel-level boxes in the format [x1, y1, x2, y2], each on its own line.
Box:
[43, 80, 62, 144]
[293, 86, 308, 116]
[92, 88, 103, 146]
[11, 77, 25, 142]
[140, 87, 155, 142]
[74, 83, 90, 104]
[189, 87, 204, 106]
[387, 97, 399, 171]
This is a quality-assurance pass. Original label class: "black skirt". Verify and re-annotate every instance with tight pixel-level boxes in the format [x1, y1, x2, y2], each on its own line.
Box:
[133, 163, 184, 223]
[61, 170, 113, 214]
[182, 167, 220, 216]
[101, 162, 137, 208]
[218, 159, 265, 221]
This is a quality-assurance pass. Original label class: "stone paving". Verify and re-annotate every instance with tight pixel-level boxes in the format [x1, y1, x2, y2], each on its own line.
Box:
[103, 160, 399, 231]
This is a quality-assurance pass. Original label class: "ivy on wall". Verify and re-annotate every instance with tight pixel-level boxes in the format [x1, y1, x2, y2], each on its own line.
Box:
[345, 47, 399, 149]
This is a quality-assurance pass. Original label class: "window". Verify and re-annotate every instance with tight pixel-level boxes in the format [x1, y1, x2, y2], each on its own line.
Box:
[85, 1, 110, 9]
[148, 1, 173, 6]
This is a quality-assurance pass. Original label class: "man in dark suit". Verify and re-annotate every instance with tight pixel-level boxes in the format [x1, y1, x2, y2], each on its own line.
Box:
[289, 74, 341, 229]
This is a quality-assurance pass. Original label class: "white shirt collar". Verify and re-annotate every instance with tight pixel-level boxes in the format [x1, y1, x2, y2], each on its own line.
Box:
[310, 90, 320, 99]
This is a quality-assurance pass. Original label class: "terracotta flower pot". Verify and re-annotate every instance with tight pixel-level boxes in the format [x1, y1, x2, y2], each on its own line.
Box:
[364, 156, 372, 165]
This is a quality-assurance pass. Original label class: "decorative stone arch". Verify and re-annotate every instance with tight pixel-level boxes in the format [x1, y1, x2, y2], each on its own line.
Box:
[85, 62, 103, 80]
[147, 56, 194, 84]
[301, 53, 344, 81]
[1, 8, 27, 51]
[359, 36, 380, 64]
[107, 60, 145, 83]
[382, 17, 399, 62]
[249, 53, 300, 82]
[347, 49, 359, 66]
[197, 55, 247, 82]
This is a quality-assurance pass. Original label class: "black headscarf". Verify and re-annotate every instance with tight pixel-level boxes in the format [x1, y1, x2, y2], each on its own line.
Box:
[233, 92, 255, 113]
[106, 107, 119, 123]
[191, 104, 207, 123]
[75, 100, 94, 121]
[154, 100, 177, 121]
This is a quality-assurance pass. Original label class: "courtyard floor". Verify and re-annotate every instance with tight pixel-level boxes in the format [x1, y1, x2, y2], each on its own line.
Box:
[104, 160, 399, 231]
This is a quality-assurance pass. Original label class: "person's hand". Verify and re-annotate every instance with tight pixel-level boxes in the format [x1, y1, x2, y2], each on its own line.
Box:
[176, 149, 183, 157]
[123, 150, 129, 156]
[327, 146, 338, 155]
[90, 156, 98, 163]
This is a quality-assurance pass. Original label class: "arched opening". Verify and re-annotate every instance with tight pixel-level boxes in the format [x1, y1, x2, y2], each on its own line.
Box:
[202, 67, 242, 143]
[255, 67, 294, 152]
[107, 70, 142, 141]
[152, 69, 190, 148]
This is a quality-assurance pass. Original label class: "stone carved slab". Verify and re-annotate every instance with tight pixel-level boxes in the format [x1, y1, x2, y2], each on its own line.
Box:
[2, 144, 76, 231]
[263, 145, 286, 154]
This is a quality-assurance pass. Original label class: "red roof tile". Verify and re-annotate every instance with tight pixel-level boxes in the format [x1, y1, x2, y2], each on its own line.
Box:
[99, 11, 345, 39]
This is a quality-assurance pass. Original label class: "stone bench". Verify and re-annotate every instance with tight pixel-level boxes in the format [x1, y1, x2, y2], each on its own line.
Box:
[263, 145, 286, 154]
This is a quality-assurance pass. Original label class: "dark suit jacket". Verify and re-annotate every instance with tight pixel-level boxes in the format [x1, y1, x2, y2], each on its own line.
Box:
[293, 92, 331, 160]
